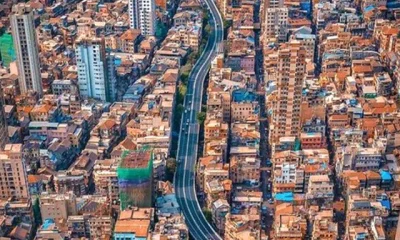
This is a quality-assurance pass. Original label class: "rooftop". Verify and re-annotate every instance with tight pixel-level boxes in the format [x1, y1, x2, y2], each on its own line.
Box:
[120, 150, 152, 169]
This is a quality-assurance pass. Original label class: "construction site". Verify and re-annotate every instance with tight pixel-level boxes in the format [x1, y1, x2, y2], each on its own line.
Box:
[117, 148, 154, 210]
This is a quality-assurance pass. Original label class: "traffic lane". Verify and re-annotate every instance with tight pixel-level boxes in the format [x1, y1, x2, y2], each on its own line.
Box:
[184, 122, 221, 239]
[181, 154, 215, 238]
[178, 144, 211, 239]
[179, 119, 216, 237]
[175, 0, 222, 237]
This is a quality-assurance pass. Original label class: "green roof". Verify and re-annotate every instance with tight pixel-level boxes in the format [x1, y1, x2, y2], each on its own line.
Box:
[0, 33, 16, 67]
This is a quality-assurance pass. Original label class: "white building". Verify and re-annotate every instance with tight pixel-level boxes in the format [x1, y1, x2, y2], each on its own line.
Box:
[273, 163, 297, 184]
[129, 0, 156, 36]
[264, 7, 288, 43]
[75, 37, 115, 102]
[10, 4, 42, 95]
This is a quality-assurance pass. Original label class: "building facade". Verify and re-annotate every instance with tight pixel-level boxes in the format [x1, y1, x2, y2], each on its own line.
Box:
[264, 7, 288, 43]
[117, 149, 154, 209]
[129, 0, 156, 36]
[269, 41, 306, 143]
[10, 4, 42, 95]
[75, 37, 114, 102]
[0, 144, 29, 199]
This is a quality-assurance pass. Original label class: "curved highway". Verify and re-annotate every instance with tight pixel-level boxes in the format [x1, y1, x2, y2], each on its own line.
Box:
[174, 0, 224, 239]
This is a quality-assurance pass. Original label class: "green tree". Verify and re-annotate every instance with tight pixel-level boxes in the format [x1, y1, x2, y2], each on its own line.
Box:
[187, 52, 198, 65]
[196, 112, 207, 125]
[33, 197, 42, 227]
[201, 105, 207, 112]
[223, 19, 232, 30]
[180, 64, 192, 84]
[202, 208, 212, 223]
[166, 158, 177, 181]
[155, 21, 168, 39]
[204, 25, 212, 37]
[202, 10, 210, 23]
[178, 85, 187, 102]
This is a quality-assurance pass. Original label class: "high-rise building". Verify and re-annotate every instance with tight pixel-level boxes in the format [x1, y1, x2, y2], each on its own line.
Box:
[117, 149, 153, 209]
[129, 0, 156, 36]
[10, 4, 42, 95]
[264, 7, 288, 43]
[75, 37, 115, 102]
[0, 91, 8, 150]
[0, 144, 29, 199]
[269, 41, 306, 143]
[266, 0, 284, 8]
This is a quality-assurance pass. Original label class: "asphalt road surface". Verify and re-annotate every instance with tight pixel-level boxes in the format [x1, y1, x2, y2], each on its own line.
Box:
[173, 0, 224, 239]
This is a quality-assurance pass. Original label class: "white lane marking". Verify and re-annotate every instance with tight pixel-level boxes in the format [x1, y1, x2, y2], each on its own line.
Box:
[177, 0, 225, 238]
[183, 0, 224, 239]
[180, 3, 218, 240]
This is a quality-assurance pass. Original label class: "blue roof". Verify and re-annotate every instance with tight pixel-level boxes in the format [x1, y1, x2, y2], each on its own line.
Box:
[156, 194, 180, 215]
[295, 33, 315, 40]
[275, 192, 294, 202]
[321, 162, 327, 169]
[380, 200, 391, 210]
[380, 170, 392, 181]
[42, 219, 55, 230]
[364, 5, 375, 12]
[232, 89, 257, 103]
[246, 36, 255, 44]
[114, 58, 122, 66]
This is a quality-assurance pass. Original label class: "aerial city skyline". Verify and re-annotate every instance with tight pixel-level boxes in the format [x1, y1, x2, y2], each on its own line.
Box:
[0, 0, 399, 239]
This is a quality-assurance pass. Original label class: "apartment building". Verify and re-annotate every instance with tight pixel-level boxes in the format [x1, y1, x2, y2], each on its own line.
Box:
[204, 119, 228, 140]
[10, 4, 42, 95]
[306, 175, 334, 201]
[128, 0, 156, 36]
[54, 171, 86, 196]
[39, 192, 77, 222]
[0, 144, 29, 199]
[197, 156, 229, 192]
[274, 203, 307, 239]
[93, 159, 119, 205]
[269, 41, 306, 143]
[311, 210, 338, 240]
[212, 199, 230, 236]
[264, 7, 288, 43]
[225, 212, 261, 240]
[230, 156, 261, 185]
[75, 37, 115, 102]
[231, 90, 259, 123]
